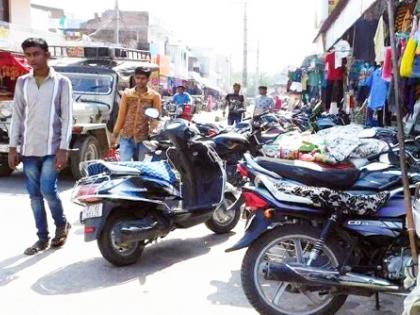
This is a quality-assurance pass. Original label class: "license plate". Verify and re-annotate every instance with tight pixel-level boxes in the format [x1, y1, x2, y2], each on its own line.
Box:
[82, 203, 103, 221]
[0, 144, 9, 153]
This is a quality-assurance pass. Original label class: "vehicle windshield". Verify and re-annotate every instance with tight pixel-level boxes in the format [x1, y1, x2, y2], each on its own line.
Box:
[61, 73, 114, 95]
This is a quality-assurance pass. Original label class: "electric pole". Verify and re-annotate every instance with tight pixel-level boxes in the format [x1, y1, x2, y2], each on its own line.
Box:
[242, 1, 248, 91]
[256, 40, 260, 89]
[115, 0, 120, 45]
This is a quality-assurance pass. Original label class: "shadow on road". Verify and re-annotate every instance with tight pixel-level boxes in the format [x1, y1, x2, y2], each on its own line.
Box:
[31, 232, 233, 295]
[207, 269, 251, 308]
[0, 251, 54, 286]
[206, 271, 402, 314]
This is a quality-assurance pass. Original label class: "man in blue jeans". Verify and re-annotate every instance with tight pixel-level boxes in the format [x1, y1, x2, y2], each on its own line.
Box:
[111, 67, 162, 161]
[8, 38, 72, 255]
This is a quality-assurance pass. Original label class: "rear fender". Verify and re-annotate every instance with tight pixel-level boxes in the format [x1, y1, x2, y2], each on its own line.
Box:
[81, 201, 159, 241]
[244, 186, 326, 217]
[81, 202, 114, 241]
[225, 211, 270, 252]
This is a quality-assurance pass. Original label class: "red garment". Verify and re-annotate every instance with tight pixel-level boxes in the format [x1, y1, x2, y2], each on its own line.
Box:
[382, 47, 393, 82]
[274, 96, 282, 111]
[325, 52, 345, 81]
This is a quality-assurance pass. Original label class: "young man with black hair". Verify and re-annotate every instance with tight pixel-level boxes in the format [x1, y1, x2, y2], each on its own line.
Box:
[172, 85, 192, 107]
[111, 67, 162, 161]
[225, 83, 245, 125]
[254, 85, 275, 116]
[8, 38, 72, 255]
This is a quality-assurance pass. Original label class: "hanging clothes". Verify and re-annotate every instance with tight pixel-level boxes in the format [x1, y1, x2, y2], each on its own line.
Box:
[367, 67, 390, 110]
[366, 67, 391, 127]
[353, 19, 378, 63]
[301, 72, 309, 91]
[325, 52, 345, 110]
[374, 16, 386, 64]
[325, 52, 345, 81]
[382, 47, 393, 82]
[395, 1, 416, 33]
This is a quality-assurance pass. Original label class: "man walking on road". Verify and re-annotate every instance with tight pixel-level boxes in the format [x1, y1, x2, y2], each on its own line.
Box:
[254, 85, 274, 116]
[111, 67, 162, 161]
[225, 83, 245, 125]
[8, 38, 72, 255]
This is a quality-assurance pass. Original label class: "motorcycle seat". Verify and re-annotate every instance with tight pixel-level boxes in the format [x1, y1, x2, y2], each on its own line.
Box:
[261, 133, 278, 142]
[91, 162, 141, 176]
[255, 157, 361, 190]
[118, 161, 177, 184]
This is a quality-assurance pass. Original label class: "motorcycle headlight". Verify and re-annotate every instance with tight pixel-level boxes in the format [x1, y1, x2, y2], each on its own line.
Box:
[0, 102, 13, 119]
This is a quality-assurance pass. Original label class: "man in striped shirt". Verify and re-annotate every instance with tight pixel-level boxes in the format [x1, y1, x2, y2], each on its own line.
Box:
[8, 38, 72, 255]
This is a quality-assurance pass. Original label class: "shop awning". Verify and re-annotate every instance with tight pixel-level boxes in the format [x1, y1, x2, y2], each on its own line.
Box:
[0, 50, 31, 74]
[314, 0, 379, 51]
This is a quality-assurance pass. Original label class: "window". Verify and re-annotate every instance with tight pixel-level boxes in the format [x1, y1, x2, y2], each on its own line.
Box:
[0, 0, 9, 22]
[62, 73, 114, 95]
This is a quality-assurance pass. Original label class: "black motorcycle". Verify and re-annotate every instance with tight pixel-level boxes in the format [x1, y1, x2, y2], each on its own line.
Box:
[226, 150, 420, 315]
[72, 108, 241, 266]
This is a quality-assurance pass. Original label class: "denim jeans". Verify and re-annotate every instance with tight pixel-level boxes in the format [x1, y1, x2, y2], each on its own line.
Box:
[228, 114, 242, 126]
[22, 155, 67, 241]
[119, 137, 149, 161]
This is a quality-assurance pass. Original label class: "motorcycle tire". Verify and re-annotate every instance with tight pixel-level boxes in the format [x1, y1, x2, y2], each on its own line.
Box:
[98, 212, 145, 267]
[205, 194, 240, 234]
[241, 225, 348, 315]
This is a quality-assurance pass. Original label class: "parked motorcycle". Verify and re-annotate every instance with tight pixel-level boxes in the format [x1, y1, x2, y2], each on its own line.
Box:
[226, 149, 420, 315]
[144, 112, 278, 187]
[72, 108, 241, 266]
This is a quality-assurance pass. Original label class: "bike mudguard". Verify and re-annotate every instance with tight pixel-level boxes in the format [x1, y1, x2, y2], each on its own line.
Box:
[225, 211, 270, 252]
[80, 202, 115, 242]
[82, 217, 104, 242]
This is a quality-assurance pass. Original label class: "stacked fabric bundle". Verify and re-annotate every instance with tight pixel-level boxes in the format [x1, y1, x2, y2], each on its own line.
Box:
[262, 125, 389, 165]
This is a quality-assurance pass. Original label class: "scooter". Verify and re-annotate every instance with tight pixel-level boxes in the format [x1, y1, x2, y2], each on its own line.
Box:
[144, 112, 277, 187]
[71, 108, 241, 266]
[226, 151, 420, 315]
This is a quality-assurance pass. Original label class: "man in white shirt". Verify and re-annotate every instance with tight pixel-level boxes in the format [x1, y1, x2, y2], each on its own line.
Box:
[254, 86, 274, 116]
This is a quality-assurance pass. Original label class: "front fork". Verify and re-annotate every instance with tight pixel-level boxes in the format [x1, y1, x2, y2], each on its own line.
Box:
[307, 211, 342, 266]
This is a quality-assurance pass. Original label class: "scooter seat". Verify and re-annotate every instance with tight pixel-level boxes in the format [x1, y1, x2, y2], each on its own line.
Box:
[255, 157, 361, 190]
[86, 160, 177, 185]
[118, 161, 177, 185]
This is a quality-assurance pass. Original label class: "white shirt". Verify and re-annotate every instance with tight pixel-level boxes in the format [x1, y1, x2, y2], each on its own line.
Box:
[254, 95, 274, 116]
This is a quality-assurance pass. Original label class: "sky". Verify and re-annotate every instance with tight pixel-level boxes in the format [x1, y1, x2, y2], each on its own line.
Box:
[31, 0, 319, 74]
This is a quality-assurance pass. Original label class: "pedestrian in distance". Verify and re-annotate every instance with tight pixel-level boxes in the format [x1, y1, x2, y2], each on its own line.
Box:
[225, 83, 245, 125]
[254, 85, 275, 116]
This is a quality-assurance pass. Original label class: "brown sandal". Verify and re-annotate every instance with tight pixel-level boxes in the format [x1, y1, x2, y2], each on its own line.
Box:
[24, 240, 49, 255]
[51, 222, 71, 248]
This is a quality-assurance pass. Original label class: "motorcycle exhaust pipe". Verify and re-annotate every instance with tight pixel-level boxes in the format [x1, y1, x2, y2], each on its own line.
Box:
[264, 262, 400, 293]
[115, 219, 161, 243]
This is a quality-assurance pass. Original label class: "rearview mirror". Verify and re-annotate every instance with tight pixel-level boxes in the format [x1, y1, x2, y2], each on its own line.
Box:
[145, 108, 160, 119]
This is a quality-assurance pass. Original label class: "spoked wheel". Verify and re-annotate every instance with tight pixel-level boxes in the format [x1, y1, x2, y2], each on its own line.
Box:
[205, 193, 240, 234]
[98, 212, 145, 266]
[241, 225, 347, 315]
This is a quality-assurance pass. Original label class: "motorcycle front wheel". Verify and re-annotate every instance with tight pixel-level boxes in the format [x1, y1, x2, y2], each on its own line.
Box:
[98, 212, 145, 267]
[241, 225, 347, 315]
[206, 193, 240, 234]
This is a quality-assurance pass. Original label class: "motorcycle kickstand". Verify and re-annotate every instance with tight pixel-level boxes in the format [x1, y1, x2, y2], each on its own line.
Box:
[375, 292, 380, 311]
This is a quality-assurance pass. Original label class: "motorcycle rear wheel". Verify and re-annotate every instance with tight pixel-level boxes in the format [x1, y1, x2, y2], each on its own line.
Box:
[98, 212, 145, 267]
[241, 225, 347, 315]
